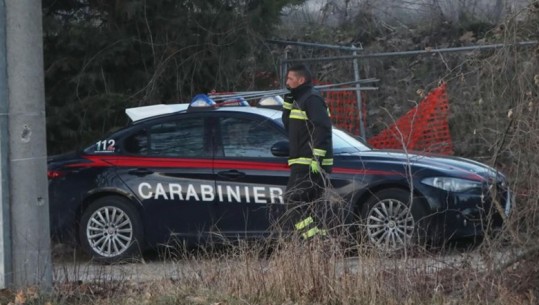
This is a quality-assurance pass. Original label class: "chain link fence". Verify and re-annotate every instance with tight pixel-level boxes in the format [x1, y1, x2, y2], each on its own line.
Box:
[277, 40, 537, 159]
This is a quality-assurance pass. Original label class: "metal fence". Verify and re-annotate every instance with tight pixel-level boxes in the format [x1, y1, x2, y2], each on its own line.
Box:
[270, 39, 538, 156]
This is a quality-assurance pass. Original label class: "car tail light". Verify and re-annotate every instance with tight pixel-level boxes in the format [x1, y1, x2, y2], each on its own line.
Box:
[47, 170, 65, 179]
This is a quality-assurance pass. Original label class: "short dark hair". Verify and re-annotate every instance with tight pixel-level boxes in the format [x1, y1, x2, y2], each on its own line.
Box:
[287, 64, 312, 84]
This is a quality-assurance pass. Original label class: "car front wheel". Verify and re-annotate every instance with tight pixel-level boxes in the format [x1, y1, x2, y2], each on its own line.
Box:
[80, 196, 144, 262]
[361, 188, 428, 252]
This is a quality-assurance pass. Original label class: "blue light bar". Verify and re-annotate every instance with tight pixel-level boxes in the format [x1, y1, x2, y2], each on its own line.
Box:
[189, 94, 216, 108]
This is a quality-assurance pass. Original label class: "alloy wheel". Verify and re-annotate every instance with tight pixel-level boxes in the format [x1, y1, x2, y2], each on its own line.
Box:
[366, 198, 415, 251]
[86, 206, 134, 257]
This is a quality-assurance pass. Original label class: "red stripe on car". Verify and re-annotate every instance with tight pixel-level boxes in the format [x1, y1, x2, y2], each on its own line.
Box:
[68, 155, 395, 176]
[68, 155, 289, 171]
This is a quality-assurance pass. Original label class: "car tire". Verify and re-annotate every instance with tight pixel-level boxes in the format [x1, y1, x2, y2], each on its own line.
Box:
[360, 188, 428, 253]
[79, 196, 144, 263]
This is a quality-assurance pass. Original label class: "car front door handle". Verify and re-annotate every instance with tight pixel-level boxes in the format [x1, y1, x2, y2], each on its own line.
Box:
[128, 168, 154, 177]
[217, 170, 245, 180]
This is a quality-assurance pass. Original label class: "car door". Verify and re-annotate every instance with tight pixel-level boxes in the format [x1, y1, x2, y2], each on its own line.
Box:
[212, 112, 289, 237]
[116, 114, 219, 244]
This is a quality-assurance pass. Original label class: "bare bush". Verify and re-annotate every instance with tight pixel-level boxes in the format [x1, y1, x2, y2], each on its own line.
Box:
[284, 0, 529, 27]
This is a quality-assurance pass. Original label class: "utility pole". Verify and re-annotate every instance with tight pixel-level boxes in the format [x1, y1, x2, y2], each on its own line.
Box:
[0, 0, 52, 289]
[352, 45, 366, 139]
[0, 0, 11, 290]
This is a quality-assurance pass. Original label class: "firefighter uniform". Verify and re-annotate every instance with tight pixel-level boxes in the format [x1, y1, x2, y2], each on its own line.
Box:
[282, 83, 333, 239]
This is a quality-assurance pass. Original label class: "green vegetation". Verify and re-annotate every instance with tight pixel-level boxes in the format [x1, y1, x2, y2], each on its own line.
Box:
[43, 0, 304, 153]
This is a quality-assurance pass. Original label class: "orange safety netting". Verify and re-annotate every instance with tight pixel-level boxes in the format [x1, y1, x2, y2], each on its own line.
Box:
[367, 83, 453, 155]
[324, 89, 367, 136]
[212, 81, 453, 155]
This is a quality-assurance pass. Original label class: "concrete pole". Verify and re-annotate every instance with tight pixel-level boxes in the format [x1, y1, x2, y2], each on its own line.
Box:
[352, 48, 366, 139]
[0, 0, 11, 290]
[280, 49, 288, 89]
[2, 0, 52, 289]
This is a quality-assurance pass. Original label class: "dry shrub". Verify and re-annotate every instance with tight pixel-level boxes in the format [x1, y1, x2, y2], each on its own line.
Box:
[154, 236, 535, 305]
[156, 239, 454, 304]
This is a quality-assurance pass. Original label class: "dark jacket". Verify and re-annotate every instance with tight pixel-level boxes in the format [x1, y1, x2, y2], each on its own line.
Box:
[282, 83, 333, 173]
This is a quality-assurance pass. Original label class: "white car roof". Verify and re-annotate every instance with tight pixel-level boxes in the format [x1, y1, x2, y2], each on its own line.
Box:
[125, 103, 189, 122]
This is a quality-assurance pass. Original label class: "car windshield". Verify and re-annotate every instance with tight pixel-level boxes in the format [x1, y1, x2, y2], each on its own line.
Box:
[332, 128, 371, 154]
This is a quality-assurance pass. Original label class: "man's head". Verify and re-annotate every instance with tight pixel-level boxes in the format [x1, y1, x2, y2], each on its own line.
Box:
[286, 64, 312, 90]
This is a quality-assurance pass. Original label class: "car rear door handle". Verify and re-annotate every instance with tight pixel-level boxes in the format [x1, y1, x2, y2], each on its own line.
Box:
[217, 170, 245, 180]
[128, 168, 154, 177]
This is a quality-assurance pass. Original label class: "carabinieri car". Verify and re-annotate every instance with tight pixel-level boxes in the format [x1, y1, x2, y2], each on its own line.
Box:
[47, 96, 512, 262]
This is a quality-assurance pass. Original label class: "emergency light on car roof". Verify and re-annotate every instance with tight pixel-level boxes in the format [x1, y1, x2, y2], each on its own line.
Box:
[220, 96, 249, 106]
[189, 94, 216, 108]
[188, 93, 251, 110]
[257, 95, 284, 109]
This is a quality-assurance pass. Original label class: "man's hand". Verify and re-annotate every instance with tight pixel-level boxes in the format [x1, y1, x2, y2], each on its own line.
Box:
[310, 159, 320, 174]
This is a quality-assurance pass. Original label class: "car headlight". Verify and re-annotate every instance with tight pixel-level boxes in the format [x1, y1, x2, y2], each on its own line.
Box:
[422, 177, 482, 192]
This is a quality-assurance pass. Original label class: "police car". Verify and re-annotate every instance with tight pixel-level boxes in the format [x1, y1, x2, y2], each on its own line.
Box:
[47, 95, 512, 262]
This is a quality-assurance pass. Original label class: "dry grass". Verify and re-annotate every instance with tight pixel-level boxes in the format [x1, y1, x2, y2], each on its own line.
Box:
[2, 235, 536, 305]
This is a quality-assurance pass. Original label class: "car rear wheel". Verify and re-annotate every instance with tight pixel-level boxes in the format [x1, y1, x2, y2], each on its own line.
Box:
[80, 196, 144, 262]
[361, 188, 428, 252]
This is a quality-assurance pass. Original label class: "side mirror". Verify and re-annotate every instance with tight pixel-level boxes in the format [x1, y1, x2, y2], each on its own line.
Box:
[271, 140, 289, 157]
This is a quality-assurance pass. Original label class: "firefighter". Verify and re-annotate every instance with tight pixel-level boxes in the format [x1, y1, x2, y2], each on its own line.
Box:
[282, 64, 333, 239]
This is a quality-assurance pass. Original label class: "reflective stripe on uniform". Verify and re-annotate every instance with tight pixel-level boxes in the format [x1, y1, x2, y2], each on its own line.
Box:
[283, 101, 293, 110]
[288, 157, 312, 166]
[313, 148, 326, 157]
[295, 216, 314, 230]
[321, 158, 333, 166]
[289, 109, 308, 120]
[289, 157, 332, 166]
[301, 227, 327, 239]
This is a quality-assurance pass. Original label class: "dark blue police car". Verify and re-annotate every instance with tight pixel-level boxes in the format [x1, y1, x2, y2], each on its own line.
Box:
[47, 97, 512, 262]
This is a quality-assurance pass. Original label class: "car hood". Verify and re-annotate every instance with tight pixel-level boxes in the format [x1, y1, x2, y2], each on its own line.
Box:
[356, 149, 504, 182]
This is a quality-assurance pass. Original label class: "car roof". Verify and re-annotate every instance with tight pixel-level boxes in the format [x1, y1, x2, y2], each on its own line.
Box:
[126, 103, 189, 122]
[126, 104, 283, 125]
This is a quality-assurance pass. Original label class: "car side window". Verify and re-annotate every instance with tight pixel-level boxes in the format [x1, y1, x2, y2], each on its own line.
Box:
[124, 117, 209, 157]
[220, 117, 286, 158]
[124, 129, 149, 155]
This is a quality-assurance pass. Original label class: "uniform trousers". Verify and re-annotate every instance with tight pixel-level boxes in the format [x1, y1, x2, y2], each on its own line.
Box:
[277, 165, 334, 237]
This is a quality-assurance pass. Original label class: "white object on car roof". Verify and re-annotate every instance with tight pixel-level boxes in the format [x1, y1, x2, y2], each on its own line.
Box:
[125, 103, 189, 122]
